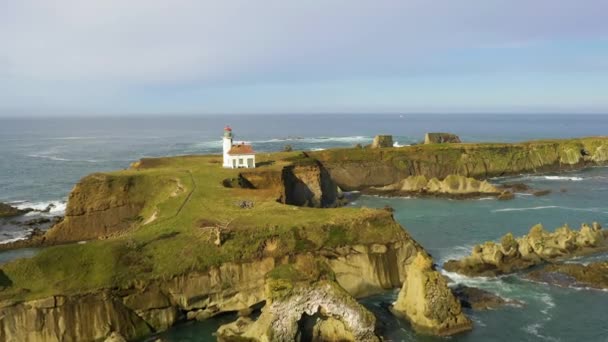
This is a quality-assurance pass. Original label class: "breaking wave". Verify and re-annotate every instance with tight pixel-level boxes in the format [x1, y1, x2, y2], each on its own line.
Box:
[13, 200, 67, 216]
[27, 154, 102, 163]
[543, 176, 583, 181]
[492, 206, 607, 214]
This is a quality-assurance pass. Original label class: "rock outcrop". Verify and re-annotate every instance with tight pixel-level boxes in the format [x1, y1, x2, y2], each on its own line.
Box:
[444, 223, 608, 277]
[217, 263, 380, 342]
[526, 261, 608, 290]
[391, 252, 472, 336]
[371, 135, 393, 148]
[370, 174, 501, 198]
[43, 173, 148, 243]
[279, 164, 339, 208]
[424, 133, 461, 144]
[0, 203, 29, 218]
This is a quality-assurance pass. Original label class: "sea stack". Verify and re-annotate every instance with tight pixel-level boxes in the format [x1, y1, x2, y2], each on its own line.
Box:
[371, 135, 393, 148]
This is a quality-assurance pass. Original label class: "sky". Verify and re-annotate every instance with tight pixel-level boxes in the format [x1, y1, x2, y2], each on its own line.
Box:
[1, 0, 608, 116]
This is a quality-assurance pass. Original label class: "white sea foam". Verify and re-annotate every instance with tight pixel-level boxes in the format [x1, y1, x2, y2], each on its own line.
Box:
[543, 176, 583, 181]
[493, 206, 606, 213]
[0, 236, 27, 244]
[26, 154, 102, 163]
[393, 141, 410, 147]
[310, 148, 326, 151]
[523, 323, 561, 342]
[253, 136, 372, 144]
[14, 200, 67, 216]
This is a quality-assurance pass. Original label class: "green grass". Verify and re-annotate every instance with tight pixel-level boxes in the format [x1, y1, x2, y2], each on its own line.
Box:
[0, 154, 405, 302]
[2, 136, 606, 302]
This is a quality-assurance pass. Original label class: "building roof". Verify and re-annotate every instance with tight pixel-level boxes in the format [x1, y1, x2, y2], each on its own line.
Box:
[228, 143, 255, 155]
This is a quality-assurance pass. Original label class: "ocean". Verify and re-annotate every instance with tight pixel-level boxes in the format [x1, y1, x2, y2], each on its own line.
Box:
[1, 114, 608, 341]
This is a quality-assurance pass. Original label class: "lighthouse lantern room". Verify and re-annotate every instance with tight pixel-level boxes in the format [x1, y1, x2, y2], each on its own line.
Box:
[222, 126, 256, 169]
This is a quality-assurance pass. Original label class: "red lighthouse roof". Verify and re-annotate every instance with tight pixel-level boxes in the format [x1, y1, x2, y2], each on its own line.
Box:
[224, 125, 232, 131]
[228, 143, 255, 155]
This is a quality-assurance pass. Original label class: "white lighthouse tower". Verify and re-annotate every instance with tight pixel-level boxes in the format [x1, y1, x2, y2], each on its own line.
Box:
[222, 126, 233, 168]
[222, 126, 256, 169]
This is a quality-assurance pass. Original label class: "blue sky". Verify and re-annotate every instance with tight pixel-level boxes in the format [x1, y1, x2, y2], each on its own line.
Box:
[1, 0, 608, 116]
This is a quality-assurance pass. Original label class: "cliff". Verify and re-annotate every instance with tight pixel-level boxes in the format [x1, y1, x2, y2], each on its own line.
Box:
[43, 171, 184, 243]
[310, 137, 608, 190]
[0, 236, 458, 341]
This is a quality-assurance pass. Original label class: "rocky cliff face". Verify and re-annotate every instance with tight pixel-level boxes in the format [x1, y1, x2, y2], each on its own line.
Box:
[444, 222, 608, 277]
[0, 293, 152, 342]
[313, 138, 608, 191]
[43, 173, 147, 243]
[279, 164, 339, 208]
[391, 252, 472, 336]
[0, 237, 455, 341]
[217, 278, 380, 342]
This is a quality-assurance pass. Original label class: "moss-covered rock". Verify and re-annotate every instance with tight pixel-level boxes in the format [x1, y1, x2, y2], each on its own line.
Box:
[371, 135, 393, 148]
[444, 223, 608, 277]
[217, 263, 380, 342]
[371, 174, 500, 198]
[391, 252, 472, 336]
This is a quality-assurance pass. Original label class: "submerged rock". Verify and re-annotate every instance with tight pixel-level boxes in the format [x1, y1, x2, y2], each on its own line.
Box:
[444, 223, 608, 277]
[371, 174, 500, 198]
[391, 253, 472, 336]
[526, 261, 608, 290]
[452, 285, 523, 310]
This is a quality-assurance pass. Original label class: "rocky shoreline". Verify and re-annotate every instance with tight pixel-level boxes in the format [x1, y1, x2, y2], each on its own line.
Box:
[2, 136, 608, 341]
[444, 223, 608, 277]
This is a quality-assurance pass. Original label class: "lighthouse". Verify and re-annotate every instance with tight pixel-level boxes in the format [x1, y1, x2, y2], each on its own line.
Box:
[222, 126, 256, 169]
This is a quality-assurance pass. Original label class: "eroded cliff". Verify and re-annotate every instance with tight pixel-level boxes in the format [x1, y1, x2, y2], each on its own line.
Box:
[311, 137, 608, 190]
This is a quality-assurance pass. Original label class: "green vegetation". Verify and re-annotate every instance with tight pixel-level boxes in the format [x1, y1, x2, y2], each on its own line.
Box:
[0, 153, 404, 302]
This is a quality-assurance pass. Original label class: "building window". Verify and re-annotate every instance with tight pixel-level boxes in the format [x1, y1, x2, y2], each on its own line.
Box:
[239, 158, 244, 165]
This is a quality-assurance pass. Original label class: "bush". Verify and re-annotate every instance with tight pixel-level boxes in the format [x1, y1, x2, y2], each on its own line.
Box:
[283, 144, 293, 152]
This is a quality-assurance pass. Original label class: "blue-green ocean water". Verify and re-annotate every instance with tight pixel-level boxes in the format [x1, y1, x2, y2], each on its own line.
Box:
[1, 114, 608, 341]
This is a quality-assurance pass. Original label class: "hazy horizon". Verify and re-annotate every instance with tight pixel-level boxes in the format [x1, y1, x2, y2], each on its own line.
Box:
[2, 1, 608, 117]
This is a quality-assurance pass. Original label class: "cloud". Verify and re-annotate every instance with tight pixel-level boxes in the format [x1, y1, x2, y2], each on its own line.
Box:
[1, 0, 608, 113]
[2, 1, 607, 83]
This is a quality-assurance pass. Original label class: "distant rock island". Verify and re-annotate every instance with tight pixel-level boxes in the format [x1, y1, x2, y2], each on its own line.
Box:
[1, 135, 608, 341]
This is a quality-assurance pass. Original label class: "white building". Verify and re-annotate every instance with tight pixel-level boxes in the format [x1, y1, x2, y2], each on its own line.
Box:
[222, 126, 256, 168]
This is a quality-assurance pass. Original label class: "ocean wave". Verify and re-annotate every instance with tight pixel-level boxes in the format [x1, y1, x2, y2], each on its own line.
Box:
[439, 245, 475, 264]
[543, 176, 583, 181]
[14, 200, 67, 216]
[523, 323, 560, 342]
[27, 154, 102, 163]
[252, 136, 372, 144]
[0, 236, 28, 245]
[393, 141, 410, 147]
[310, 148, 326, 151]
[492, 206, 607, 213]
